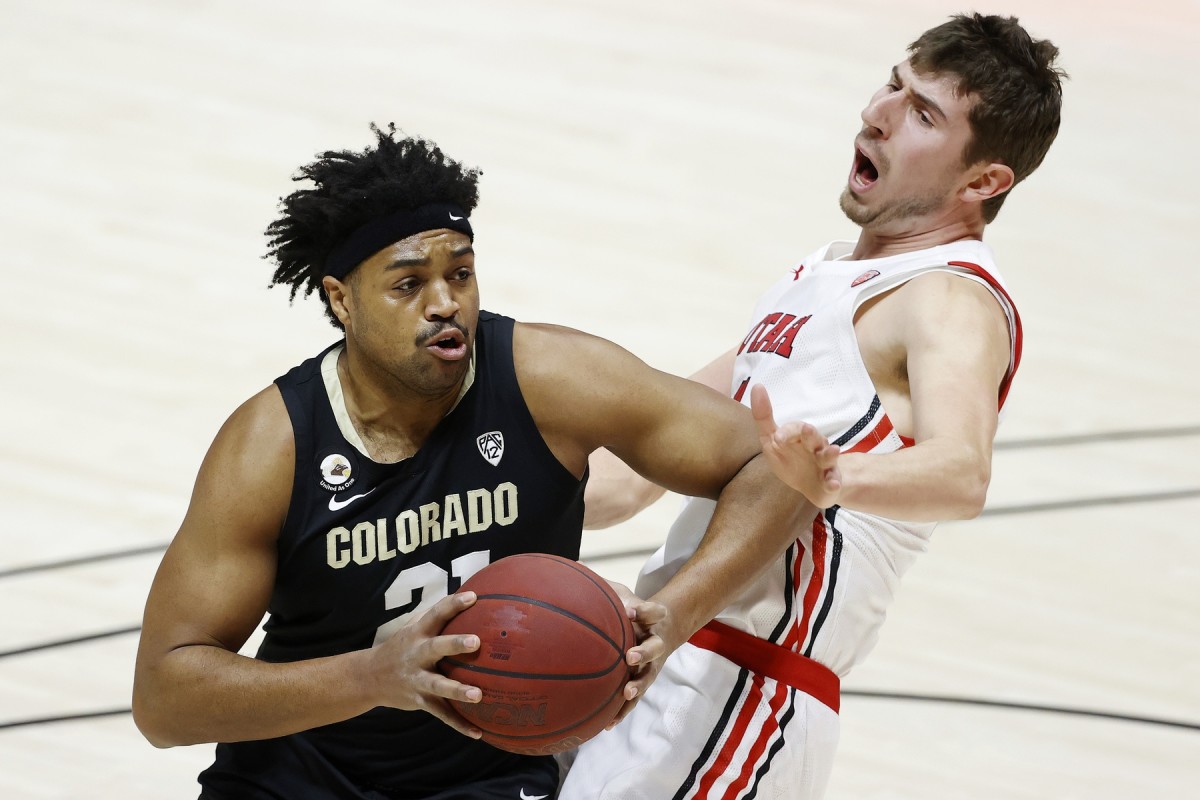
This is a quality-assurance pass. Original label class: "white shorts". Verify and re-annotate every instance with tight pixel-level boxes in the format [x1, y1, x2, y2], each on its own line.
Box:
[557, 642, 840, 800]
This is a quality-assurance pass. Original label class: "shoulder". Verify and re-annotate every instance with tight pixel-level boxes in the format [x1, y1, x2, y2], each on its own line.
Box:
[196, 386, 295, 517]
[218, 385, 294, 454]
[512, 322, 641, 384]
[892, 271, 1010, 354]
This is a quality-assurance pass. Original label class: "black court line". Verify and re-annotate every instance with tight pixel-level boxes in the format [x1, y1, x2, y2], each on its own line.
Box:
[0, 708, 131, 731]
[995, 424, 1200, 450]
[3, 693, 1196, 733]
[4, 488, 1195, 586]
[0, 625, 142, 659]
[978, 488, 1200, 517]
[583, 487, 1200, 566]
[844, 690, 1200, 732]
[1, 424, 1197, 584]
[0, 543, 167, 579]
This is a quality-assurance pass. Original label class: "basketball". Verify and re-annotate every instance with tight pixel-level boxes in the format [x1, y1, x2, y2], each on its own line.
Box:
[438, 553, 635, 755]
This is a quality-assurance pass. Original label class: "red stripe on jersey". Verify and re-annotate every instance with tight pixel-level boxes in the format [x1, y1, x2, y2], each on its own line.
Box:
[899, 434, 915, 447]
[783, 541, 807, 650]
[695, 673, 767, 798]
[720, 681, 791, 800]
[795, 514, 828, 650]
[947, 260, 1023, 409]
[844, 414, 895, 454]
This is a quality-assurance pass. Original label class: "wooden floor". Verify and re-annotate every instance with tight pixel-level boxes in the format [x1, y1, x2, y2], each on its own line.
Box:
[2, 0, 1197, 797]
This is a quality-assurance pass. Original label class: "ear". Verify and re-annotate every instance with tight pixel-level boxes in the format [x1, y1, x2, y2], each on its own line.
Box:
[322, 275, 353, 329]
[961, 161, 1015, 205]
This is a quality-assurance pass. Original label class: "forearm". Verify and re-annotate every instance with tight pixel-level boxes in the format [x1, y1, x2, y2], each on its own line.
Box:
[649, 456, 816, 644]
[837, 438, 990, 521]
[133, 644, 378, 748]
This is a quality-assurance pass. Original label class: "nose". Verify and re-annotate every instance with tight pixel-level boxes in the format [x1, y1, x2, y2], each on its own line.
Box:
[424, 277, 460, 322]
[860, 89, 893, 138]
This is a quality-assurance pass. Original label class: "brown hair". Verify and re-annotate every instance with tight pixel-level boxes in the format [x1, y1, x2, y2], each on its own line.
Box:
[909, 13, 1066, 222]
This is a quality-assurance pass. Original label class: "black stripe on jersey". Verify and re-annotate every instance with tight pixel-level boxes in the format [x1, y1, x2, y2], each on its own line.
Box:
[671, 667, 753, 800]
[804, 506, 843, 658]
[833, 395, 881, 447]
[767, 543, 798, 645]
[743, 687, 798, 800]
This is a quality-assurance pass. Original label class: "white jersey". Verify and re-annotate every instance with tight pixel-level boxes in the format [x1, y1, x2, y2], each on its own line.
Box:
[638, 238, 1021, 677]
[560, 239, 1021, 800]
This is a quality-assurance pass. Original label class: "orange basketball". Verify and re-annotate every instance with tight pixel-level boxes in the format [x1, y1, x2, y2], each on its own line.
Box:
[438, 553, 635, 755]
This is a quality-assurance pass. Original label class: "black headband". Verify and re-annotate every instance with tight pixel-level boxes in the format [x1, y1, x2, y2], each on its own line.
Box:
[323, 203, 474, 280]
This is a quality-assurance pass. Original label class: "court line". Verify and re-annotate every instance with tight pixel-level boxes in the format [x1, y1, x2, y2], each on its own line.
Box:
[994, 424, 1200, 450]
[0, 708, 131, 731]
[0, 422, 1195, 585]
[579, 487, 1200, 565]
[978, 488, 1200, 516]
[843, 690, 1200, 732]
[0, 543, 167, 579]
[0, 625, 142, 659]
[2, 488, 1198, 587]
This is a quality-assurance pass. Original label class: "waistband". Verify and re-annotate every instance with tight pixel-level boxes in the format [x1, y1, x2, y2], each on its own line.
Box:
[687, 620, 840, 714]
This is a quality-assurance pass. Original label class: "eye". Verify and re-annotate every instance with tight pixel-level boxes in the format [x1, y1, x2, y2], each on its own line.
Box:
[394, 278, 420, 293]
[885, 82, 899, 92]
[917, 109, 933, 127]
[452, 267, 474, 282]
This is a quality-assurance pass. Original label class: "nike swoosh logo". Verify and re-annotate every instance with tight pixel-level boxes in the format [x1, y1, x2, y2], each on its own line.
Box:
[519, 791, 548, 800]
[328, 488, 375, 511]
[449, 213, 464, 220]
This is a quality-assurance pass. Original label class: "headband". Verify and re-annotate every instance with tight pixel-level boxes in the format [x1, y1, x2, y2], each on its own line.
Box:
[323, 203, 474, 280]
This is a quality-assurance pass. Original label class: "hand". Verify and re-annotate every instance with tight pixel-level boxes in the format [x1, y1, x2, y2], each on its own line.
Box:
[605, 581, 672, 729]
[750, 384, 843, 508]
[367, 591, 485, 739]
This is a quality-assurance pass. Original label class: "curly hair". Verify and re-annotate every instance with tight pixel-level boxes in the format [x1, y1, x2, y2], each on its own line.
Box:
[266, 124, 482, 327]
[909, 14, 1067, 223]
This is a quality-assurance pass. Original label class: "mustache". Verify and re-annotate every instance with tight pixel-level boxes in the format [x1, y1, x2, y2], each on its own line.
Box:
[415, 321, 468, 345]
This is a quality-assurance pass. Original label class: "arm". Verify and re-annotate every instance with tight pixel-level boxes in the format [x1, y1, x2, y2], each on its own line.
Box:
[132, 387, 484, 747]
[516, 328, 821, 698]
[582, 347, 739, 528]
[753, 273, 1011, 520]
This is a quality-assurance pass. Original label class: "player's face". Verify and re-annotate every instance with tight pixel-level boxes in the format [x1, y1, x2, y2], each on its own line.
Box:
[840, 60, 980, 232]
[340, 229, 479, 398]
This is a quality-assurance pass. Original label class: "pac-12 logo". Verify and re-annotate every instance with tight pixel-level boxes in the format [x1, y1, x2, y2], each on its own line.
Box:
[319, 452, 357, 492]
[477, 431, 504, 466]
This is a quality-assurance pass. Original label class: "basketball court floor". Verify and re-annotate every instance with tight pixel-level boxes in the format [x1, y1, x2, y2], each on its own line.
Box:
[2, 0, 1197, 797]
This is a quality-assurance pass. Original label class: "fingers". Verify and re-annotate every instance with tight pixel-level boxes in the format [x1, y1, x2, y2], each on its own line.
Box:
[628, 600, 667, 628]
[419, 590, 478, 634]
[750, 384, 778, 441]
[625, 633, 665, 670]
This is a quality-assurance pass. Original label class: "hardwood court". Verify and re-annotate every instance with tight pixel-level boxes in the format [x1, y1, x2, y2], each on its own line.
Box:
[1, 0, 1197, 797]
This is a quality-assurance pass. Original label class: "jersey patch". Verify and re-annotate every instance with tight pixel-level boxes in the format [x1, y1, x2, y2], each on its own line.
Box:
[850, 269, 880, 287]
[318, 450, 358, 492]
[477, 431, 505, 466]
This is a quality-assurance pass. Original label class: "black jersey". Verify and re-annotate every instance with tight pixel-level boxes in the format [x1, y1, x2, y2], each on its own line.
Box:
[199, 311, 585, 799]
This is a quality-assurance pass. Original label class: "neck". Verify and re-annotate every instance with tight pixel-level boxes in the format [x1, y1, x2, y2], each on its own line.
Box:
[337, 347, 464, 459]
[850, 213, 985, 261]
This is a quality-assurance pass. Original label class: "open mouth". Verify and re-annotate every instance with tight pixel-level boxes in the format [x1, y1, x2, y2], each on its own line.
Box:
[425, 327, 468, 359]
[850, 145, 880, 191]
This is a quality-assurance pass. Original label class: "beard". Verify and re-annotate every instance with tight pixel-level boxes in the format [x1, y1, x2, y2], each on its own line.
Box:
[839, 186, 947, 228]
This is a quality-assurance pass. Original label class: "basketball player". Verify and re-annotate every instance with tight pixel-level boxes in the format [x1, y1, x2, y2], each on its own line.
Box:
[559, 14, 1066, 799]
[131, 125, 822, 799]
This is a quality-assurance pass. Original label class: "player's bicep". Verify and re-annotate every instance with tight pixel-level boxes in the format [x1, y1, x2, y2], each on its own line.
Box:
[593, 358, 759, 501]
[905, 278, 1010, 449]
[138, 388, 293, 659]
